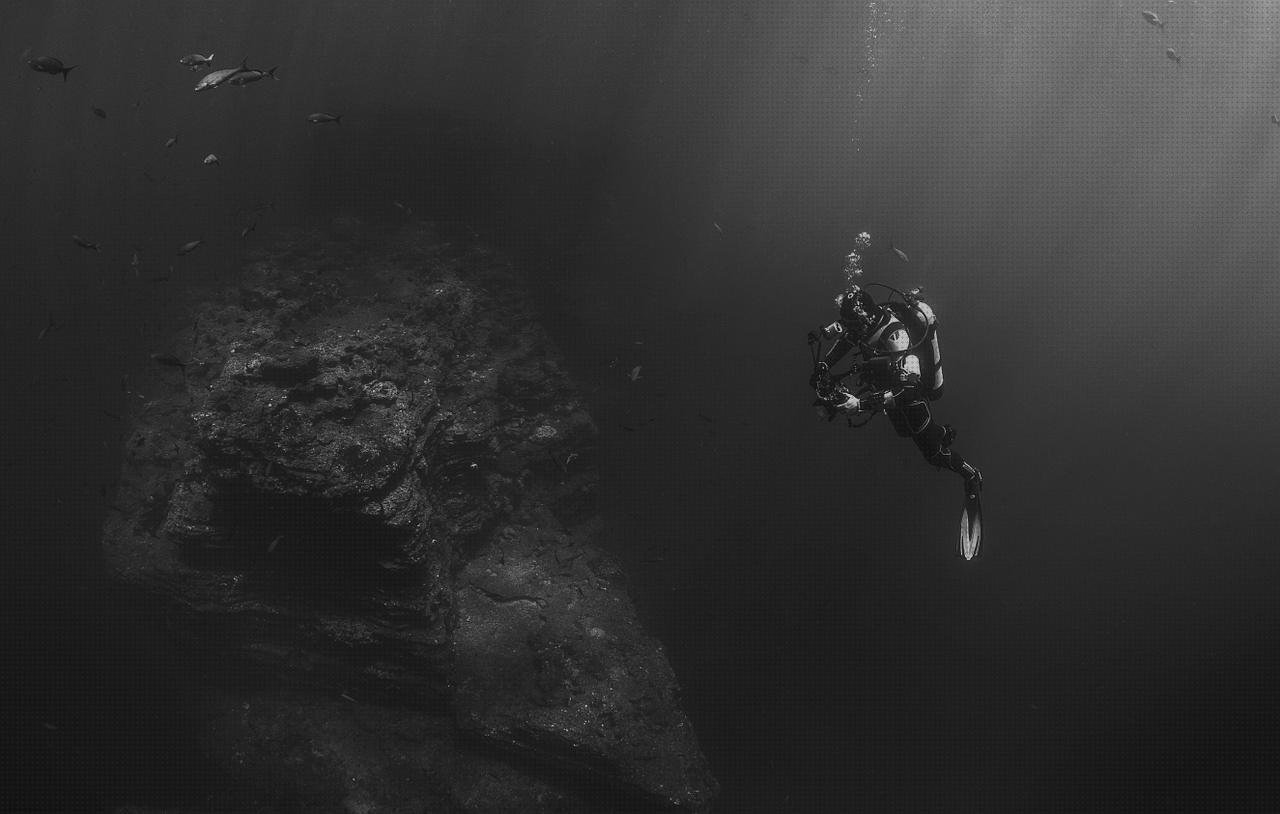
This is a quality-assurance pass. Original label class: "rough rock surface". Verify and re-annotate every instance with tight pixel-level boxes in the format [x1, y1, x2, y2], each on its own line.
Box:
[102, 224, 716, 812]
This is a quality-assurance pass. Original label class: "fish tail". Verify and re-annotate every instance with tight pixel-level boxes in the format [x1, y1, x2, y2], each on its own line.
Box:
[335, 115, 342, 125]
[268, 66, 278, 79]
[208, 53, 214, 63]
[62, 65, 76, 81]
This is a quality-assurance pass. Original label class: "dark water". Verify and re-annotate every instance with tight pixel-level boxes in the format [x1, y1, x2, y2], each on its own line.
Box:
[5, 1, 1280, 811]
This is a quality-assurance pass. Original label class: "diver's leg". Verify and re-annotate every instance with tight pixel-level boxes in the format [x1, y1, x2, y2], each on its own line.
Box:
[915, 419, 982, 494]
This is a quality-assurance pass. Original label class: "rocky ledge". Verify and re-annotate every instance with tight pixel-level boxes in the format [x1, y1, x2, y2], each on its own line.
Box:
[102, 224, 716, 812]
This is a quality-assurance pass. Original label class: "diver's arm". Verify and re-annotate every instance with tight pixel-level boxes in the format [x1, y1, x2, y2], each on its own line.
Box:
[819, 321, 855, 368]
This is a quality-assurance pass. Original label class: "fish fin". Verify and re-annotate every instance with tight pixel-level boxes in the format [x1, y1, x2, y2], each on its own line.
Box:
[208, 53, 214, 63]
[62, 65, 76, 81]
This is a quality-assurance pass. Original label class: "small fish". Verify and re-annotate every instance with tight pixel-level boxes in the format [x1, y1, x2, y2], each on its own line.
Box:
[37, 314, 57, 341]
[307, 112, 342, 125]
[713, 221, 724, 234]
[27, 56, 76, 81]
[176, 238, 203, 256]
[1270, 114, 1279, 127]
[240, 221, 257, 239]
[226, 66, 277, 85]
[1141, 10, 1165, 30]
[889, 238, 909, 263]
[1166, 48, 1182, 65]
[619, 417, 657, 432]
[202, 153, 220, 166]
[71, 234, 101, 251]
[178, 52, 215, 70]
[194, 59, 247, 91]
[267, 535, 283, 553]
[91, 106, 107, 119]
[629, 365, 642, 381]
[150, 352, 186, 368]
[164, 135, 177, 148]
[130, 246, 141, 274]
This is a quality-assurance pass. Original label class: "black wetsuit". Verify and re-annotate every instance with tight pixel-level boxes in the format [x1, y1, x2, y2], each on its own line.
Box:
[821, 309, 978, 484]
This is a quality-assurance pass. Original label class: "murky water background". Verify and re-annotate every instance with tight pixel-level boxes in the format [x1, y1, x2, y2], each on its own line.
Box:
[5, 2, 1280, 810]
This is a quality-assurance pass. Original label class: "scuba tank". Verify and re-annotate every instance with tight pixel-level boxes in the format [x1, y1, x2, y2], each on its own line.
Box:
[867, 285, 945, 401]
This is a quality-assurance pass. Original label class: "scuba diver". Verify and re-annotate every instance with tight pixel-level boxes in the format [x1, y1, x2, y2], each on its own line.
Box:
[808, 284, 984, 558]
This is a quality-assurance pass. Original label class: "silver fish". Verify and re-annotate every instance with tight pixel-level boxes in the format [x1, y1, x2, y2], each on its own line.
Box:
[28, 56, 76, 81]
[194, 60, 246, 92]
[176, 238, 203, 256]
[71, 234, 100, 251]
[889, 239, 909, 263]
[178, 52, 215, 70]
[1141, 11, 1164, 30]
[164, 135, 177, 148]
[202, 153, 220, 166]
[1166, 48, 1182, 65]
[226, 66, 277, 85]
[307, 112, 342, 125]
[629, 365, 642, 381]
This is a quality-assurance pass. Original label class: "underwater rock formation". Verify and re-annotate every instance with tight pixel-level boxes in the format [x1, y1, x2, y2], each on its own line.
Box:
[102, 224, 716, 812]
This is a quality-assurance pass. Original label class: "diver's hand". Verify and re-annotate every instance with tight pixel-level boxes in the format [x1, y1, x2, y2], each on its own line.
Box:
[836, 394, 860, 413]
[808, 361, 829, 389]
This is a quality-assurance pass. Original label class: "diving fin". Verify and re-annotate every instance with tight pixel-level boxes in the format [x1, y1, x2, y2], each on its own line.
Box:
[958, 491, 982, 561]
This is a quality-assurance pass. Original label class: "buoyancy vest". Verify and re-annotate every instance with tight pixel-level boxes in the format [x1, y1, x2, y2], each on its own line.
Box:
[877, 299, 944, 401]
